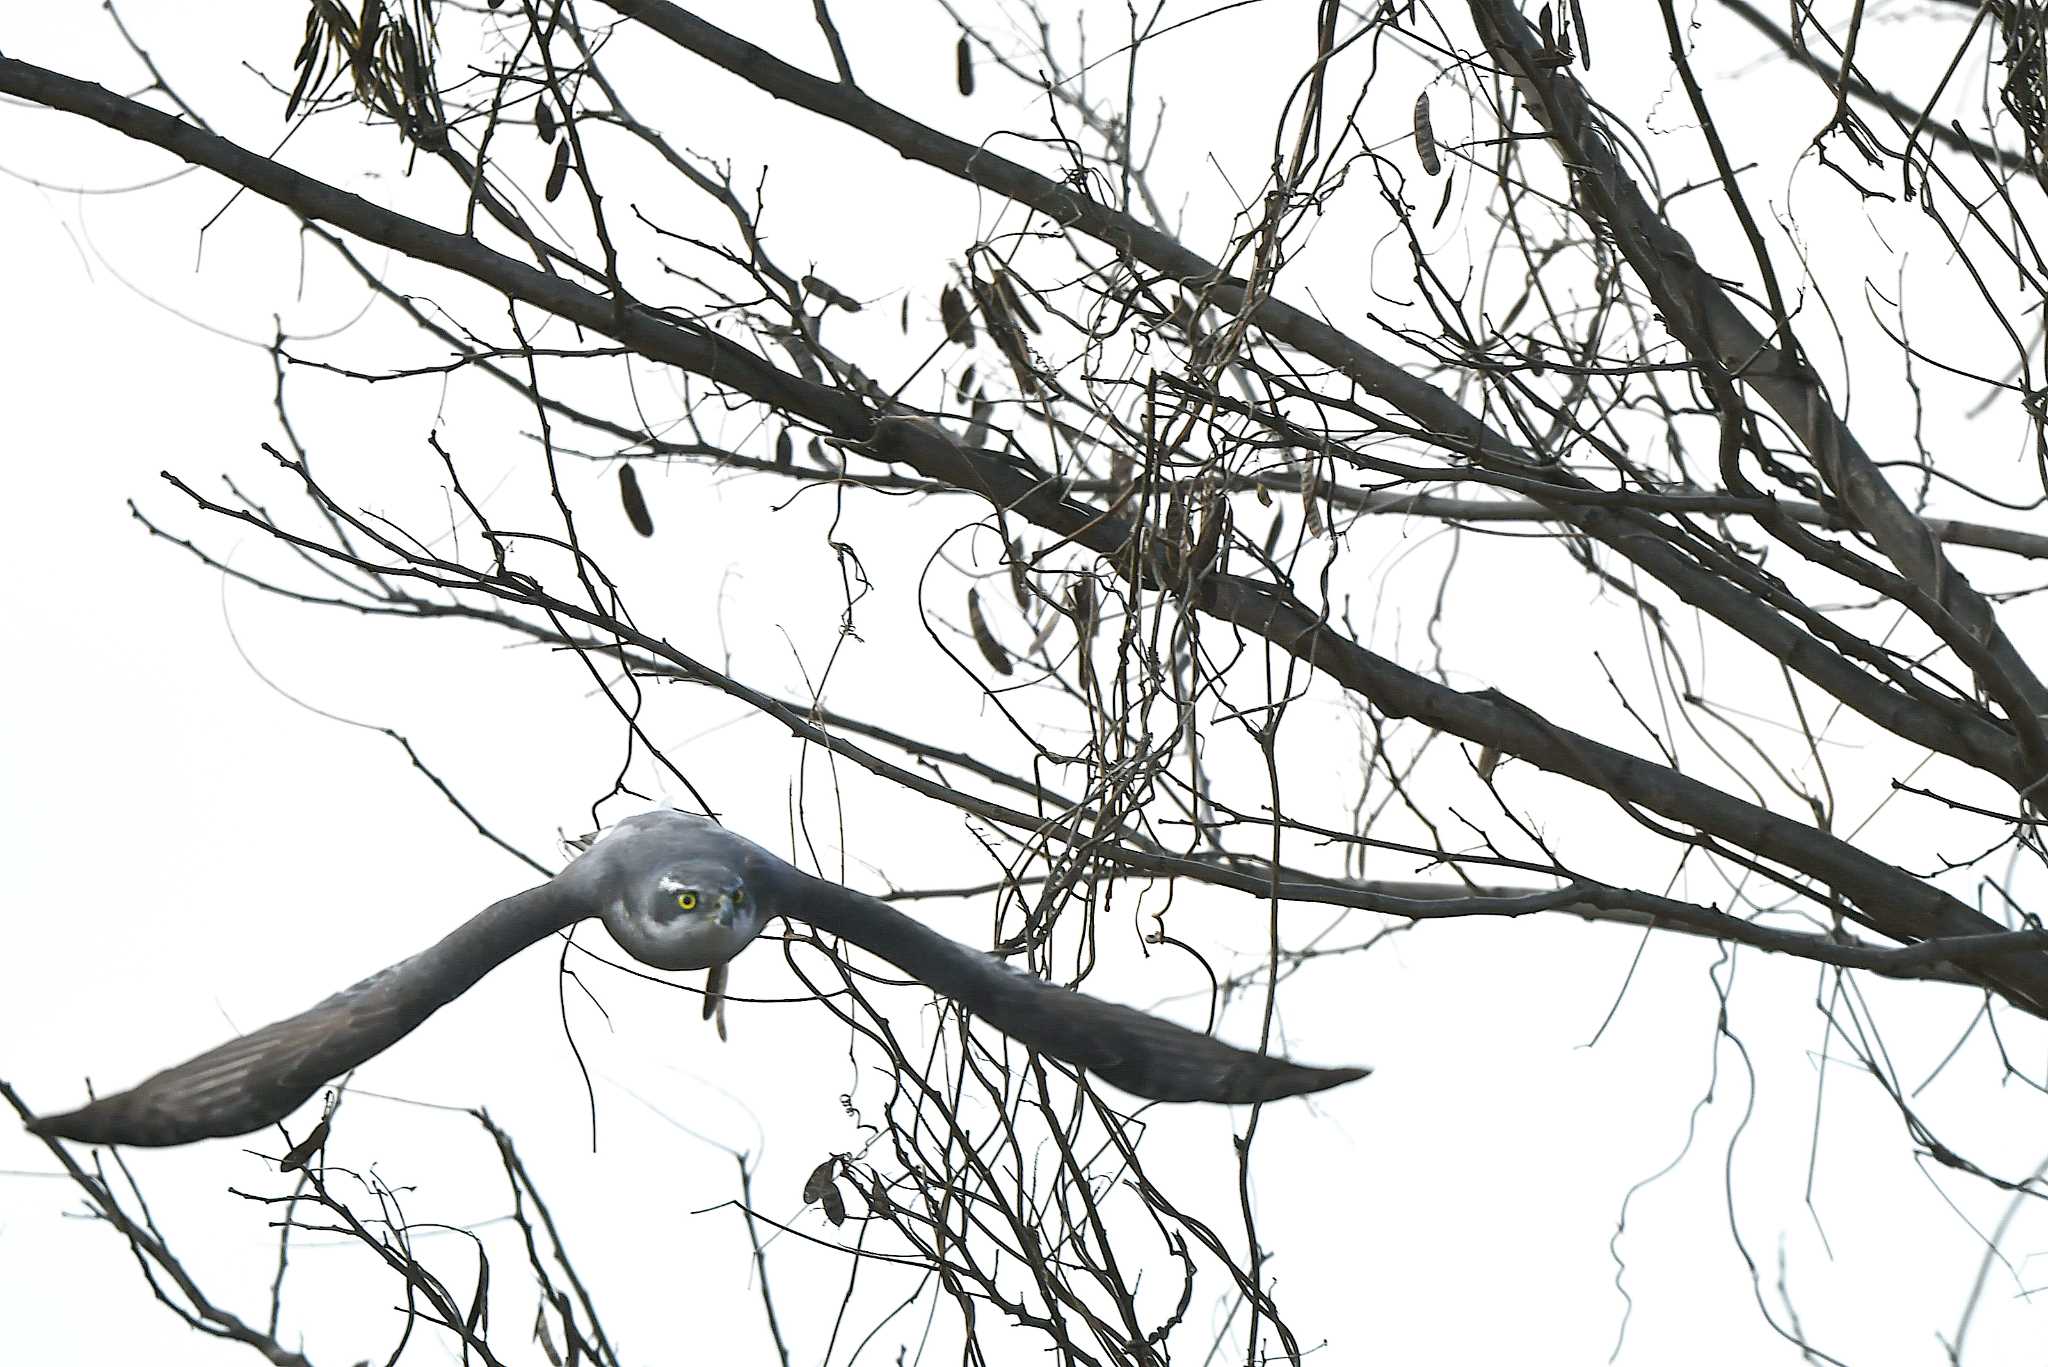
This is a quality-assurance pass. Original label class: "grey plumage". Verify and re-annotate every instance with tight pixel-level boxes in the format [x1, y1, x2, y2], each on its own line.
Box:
[29, 811, 1365, 1147]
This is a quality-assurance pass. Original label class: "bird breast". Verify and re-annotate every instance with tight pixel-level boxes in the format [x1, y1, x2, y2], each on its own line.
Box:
[600, 894, 760, 971]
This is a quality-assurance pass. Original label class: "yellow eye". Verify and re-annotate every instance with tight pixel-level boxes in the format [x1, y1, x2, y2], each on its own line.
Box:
[732, 887, 746, 906]
[675, 890, 698, 911]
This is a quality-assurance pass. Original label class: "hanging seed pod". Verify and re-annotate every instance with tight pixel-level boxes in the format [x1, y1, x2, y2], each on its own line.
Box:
[939, 284, 975, 347]
[1569, 0, 1591, 66]
[775, 429, 793, 467]
[1188, 483, 1228, 578]
[807, 436, 828, 467]
[534, 1306, 561, 1367]
[1067, 576, 1096, 632]
[956, 34, 974, 96]
[955, 364, 978, 402]
[535, 97, 557, 143]
[967, 589, 1013, 675]
[972, 276, 1028, 367]
[1413, 92, 1441, 176]
[618, 463, 654, 536]
[1108, 446, 1135, 490]
[965, 393, 993, 449]
[802, 274, 861, 312]
[1263, 508, 1285, 557]
[544, 138, 571, 201]
[994, 268, 1041, 334]
[1007, 538, 1030, 609]
[1255, 479, 1273, 507]
[1300, 465, 1325, 538]
[900, 294, 910, 332]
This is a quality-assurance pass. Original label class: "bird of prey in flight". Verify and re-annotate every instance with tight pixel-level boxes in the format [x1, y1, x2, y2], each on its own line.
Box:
[30, 810, 1366, 1147]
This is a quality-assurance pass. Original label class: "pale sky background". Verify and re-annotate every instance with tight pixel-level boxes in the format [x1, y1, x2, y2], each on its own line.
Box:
[5, 3, 2048, 1364]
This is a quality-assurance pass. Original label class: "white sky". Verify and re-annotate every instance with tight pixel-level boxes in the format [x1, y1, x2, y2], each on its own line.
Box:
[5, 3, 2048, 1364]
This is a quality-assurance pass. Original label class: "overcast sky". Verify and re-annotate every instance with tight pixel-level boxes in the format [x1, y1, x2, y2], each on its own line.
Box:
[6, 3, 2048, 1364]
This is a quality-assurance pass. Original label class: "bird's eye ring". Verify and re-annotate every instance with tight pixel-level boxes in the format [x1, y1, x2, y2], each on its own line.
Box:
[675, 890, 698, 911]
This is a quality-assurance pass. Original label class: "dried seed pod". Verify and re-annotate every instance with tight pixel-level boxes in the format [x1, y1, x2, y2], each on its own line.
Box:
[1188, 483, 1228, 578]
[1108, 446, 1135, 490]
[1067, 576, 1096, 631]
[803, 1158, 838, 1204]
[534, 1305, 561, 1366]
[1413, 92, 1441, 176]
[618, 463, 654, 536]
[900, 294, 910, 332]
[775, 429, 792, 467]
[967, 588, 1013, 675]
[802, 274, 861, 312]
[807, 436, 828, 467]
[545, 138, 571, 201]
[995, 268, 1041, 334]
[939, 285, 975, 347]
[1300, 465, 1325, 538]
[1007, 538, 1030, 609]
[535, 97, 556, 143]
[955, 34, 974, 96]
[955, 364, 977, 402]
[1569, 0, 1591, 66]
[971, 276, 1028, 368]
[965, 392, 993, 449]
[1262, 508, 1285, 557]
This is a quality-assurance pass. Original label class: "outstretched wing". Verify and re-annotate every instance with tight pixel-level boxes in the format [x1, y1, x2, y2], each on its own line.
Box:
[784, 872, 1368, 1105]
[30, 884, 583, 1148]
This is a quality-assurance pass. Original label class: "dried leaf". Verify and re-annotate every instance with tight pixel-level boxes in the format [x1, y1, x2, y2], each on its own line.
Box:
[1569, 0, 1591, 67]
[967, 588, 1013, 675]
[802, 274, 861, 312]
[820, 1184, 847, 1226]
[536, 97, 556, 143]
[867, 1173, 895, 1218]
[545, 138, 571, 202]
[807, 436, 828, 467]
[1263, 509, 1285, 558]
[939, 285, 975, 347]
[1413, 92, 1441, 176]
[775, 429, 793, 467]
[1539, 3, 1554, 47]
[900, 294, 910, 333]
[955, 35, 974, 96]
[1255, 480, 1273, 506]
[803, 1158, 838, 1204]
[618, 463, 654, 536]
[1477, 746, 1503, 781]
